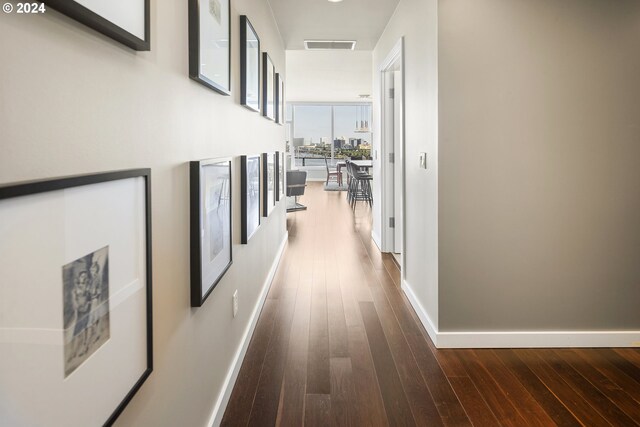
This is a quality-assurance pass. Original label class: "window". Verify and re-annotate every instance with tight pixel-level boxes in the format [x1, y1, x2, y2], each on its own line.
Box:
[286, 104, 372, 168]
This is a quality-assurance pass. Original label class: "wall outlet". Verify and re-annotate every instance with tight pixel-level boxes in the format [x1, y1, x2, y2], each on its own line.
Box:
[232, 290, 238, 318]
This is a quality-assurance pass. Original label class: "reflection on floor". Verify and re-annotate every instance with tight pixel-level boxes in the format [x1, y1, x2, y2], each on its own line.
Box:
[222, 182, 640, 427]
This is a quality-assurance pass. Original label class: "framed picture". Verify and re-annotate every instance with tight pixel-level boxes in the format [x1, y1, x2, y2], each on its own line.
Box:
[190, 158, 232, 307]
[240, 16, 261, 112]
[262, 53, 275, 120]
[262, 152, 276, 216]
[276, 151, 285, 201]
[241, 155, 261, 243]
[189, 0, 231, 95]
[0, 169, 153, 426]
[43, 0, 149, 51]
[276, 73, 285, 125]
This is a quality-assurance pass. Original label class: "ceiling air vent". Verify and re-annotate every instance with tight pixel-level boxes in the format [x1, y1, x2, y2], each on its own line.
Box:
[304, 40, 357, 50]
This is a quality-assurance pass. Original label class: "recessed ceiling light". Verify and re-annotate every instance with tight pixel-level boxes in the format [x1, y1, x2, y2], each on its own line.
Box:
[328, 0, 343, 3]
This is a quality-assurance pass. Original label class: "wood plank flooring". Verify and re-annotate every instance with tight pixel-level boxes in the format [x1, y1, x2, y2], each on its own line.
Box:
[221, 182, 640, 427]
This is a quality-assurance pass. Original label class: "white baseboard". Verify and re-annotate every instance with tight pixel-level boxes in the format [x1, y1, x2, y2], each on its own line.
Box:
[401, 280, 439, 346]
[402, 280, 640, 349]
[371, 230, 382, 251]
[437, 330, 640, 348]
[208, 232, 289, 427]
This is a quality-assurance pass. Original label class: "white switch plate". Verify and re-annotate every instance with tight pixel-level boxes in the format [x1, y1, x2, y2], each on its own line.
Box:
[232, 290, 238, 317]
[419, 152, 428, 169]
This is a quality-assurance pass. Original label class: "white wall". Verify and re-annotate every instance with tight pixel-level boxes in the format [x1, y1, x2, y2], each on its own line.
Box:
[286, 50, 372, 102]
[0, 0, 286, 425]
[373, 0, 439, 330]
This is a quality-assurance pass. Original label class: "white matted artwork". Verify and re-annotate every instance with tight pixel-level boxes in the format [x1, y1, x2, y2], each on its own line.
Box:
[189, 0, 231, 95]
[241, 155, 261, 244]
[190, 158, 232, 307]
[0, 170, 152, 426]
[43, 0, 149, 50]
[277, 151, 285, 201]
[240, 16, 261, 112]
[262, 152, 276, 216]
[262, 53, 275, 120]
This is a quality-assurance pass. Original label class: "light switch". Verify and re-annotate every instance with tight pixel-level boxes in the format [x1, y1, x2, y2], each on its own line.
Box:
[419, 152, 428, 169]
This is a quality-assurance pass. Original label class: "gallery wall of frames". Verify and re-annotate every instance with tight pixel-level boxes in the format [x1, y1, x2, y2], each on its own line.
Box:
[0, 1, 286, 426]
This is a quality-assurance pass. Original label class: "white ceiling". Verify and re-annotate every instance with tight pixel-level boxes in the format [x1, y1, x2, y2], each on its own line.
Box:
[267, 0, 400, 50]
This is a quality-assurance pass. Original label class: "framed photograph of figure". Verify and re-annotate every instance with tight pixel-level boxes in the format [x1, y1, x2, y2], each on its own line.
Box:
[276, 151, 285, 201]
[275, 73, 285, 125]
[0, 169, 153, 426]
[241, 155, 261, 243]
[190, 158, 233, 307]
[262, 53, 275, 120]
[189, 0, 231, 95]
[42, 0, 150, 50]
[262, 152, 276, 216]
[240, 16, 261, 112]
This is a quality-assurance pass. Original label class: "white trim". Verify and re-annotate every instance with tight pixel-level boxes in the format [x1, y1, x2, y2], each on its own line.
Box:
[371, 230, 382, 252]
[378, 38, 405, 255]
[402, 280, 640, 349]
[208, 232, 289, 427]
[402, 280, 439, 346]
[437, 330, 640, 349]
[379, 38, 403, 72]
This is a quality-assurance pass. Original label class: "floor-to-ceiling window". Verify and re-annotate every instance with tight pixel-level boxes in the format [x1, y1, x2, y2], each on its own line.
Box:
[287, 103, 372, 168]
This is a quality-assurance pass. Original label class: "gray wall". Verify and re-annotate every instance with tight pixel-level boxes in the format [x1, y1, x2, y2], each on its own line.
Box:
[0, 0, 286, 425]
[438, 0, 640, 331]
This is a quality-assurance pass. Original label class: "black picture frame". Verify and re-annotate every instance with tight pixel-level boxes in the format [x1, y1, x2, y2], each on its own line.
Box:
[240, 16, 261, 112]
[42, 0, 150, 51]
[0, 169, 153, 426]
[262, 53, 275, 120]
[190, 158, 233, 307]
[262, 152, 276, 216]
[241, 155, 262, 244]
[189, 0, 231, 95]
[276, 73, 285, 125]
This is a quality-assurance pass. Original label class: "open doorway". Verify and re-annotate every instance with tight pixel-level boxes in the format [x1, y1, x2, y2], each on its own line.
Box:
[380, 38, 404, 271]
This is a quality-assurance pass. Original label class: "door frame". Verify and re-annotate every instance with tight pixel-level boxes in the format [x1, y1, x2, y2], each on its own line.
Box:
[379, 37, 406, 278]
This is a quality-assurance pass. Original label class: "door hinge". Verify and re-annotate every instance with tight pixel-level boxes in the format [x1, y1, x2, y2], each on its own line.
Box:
[389, 152, 395, 163]
[389, 88, 395, 99]
[389, 217, 395, 228]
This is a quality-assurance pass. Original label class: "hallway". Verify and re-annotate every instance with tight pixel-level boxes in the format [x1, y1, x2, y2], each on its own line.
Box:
[222, 183, 640, 427]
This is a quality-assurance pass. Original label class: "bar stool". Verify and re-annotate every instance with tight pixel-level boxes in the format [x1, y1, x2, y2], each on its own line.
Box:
[346, 160, 373, 209]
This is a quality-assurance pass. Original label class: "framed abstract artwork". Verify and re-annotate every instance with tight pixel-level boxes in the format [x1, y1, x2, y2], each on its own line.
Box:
[240, 16, 261, 112]
[262, 152, 276, 216]
[276, 151, 285, 201]
[262, 53, 275, 120]
[190, 158, 233, 307]
[276, 73, 285, 125]
[0, 169, 153, 426]
[42, 0, 150, 50]
[189, 0, 231, 95]
[241, 155, 261, 244]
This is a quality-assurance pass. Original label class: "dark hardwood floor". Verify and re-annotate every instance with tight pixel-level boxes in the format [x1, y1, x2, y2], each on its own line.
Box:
[222, 182, 640, 427]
